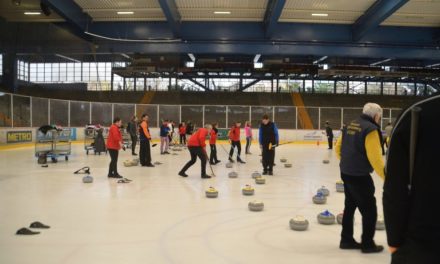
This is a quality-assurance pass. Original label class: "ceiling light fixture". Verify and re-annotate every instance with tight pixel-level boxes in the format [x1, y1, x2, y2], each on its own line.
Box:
[24, 12, 41, 15]
[214, 11, 231, 15]
[117, 11, 134, 15]
[311, 13, 328, 17]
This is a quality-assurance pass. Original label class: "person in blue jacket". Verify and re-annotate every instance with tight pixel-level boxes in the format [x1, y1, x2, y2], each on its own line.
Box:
[259, 114, 279, 175]
[160, 120, 170, 154]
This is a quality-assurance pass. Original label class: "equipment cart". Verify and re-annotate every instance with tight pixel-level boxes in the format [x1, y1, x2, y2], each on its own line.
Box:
[35, 127, 72, 163]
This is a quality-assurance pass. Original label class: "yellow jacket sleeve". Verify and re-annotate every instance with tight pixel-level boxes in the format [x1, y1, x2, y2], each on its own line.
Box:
[335, 136, 342, 160]
[365, 131, 385, 180]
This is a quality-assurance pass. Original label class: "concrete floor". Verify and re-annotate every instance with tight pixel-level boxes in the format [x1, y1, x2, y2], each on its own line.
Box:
[0, 142, 390, 264]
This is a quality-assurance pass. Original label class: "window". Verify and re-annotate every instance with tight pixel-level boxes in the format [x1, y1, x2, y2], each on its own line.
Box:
[17, 60, 29, 81]
[348, 81, 365, 94]
[314, 80, 334, 94]
[383, 82, 396, 95]
[367, 82, 381, 94]
[336, 81, 347, 94]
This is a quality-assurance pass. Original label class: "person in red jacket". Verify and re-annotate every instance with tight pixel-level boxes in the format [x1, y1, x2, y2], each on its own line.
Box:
[107, 117, 123, 178]
[178, 124, 212, 179]
[209, 123, 221, 165]
[179, 122, 187, 145]
[228, 121, 245, 163]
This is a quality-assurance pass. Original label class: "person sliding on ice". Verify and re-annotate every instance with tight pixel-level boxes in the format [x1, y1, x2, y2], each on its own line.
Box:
[335, 103, 385, 254]
[178, 124, 213, 179]
[245, 121, 253, 154]
[325, 121, 334, 149]
[107, 117, 123, 178]
[209, 123, 221, 165]
[139, 114, 154, 167]
[259, 115, 279, 176]
[160, 120, 170, 155]
[228, 121, 245, 164]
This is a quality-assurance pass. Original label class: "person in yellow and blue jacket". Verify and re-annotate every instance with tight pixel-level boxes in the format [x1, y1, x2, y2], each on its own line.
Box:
[335, 103, 385, 254]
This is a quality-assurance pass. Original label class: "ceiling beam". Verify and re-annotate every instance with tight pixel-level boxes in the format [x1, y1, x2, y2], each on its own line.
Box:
[187, 78, 209, 91]
[263, 0, 286, 38]
[158, 0, 181, 38]
[352, 0, 409, 41]
[41, 0, 92, 41]
[239, 79, 261, 91]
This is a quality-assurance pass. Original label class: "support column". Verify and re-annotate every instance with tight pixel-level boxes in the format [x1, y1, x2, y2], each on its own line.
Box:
[110, 72, 114, 91]
[2, 53, 18, 93]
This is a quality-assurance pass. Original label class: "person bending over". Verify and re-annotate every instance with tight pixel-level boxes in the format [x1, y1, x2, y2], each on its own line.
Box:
[178, 124, 213, 179]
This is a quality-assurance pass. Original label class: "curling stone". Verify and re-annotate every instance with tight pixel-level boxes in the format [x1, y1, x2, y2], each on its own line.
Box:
[242, 185, 255, 196]
[376, 215, 385, 230]
[82, 175, 93, 183]
[289, 216, 309, 231]
[323, 160, 330, 164]
[312, 191, 327, 204]
[226, 162, 233, 168]
[280, 158, 287, 163]
[251, 171, 261, 179]
[317, 186, 330, 197]
[337, 212, 354, 225]
[284, 163, 292, 168]
[205, 187, 218, 198]
[336, 181, 344, 193]
[248, 201, 264, 212]
[228, 171, 238, 178]
[255, 177, 266, 184]
[317, 210, 336, 225]
[123, 160, 133, 167]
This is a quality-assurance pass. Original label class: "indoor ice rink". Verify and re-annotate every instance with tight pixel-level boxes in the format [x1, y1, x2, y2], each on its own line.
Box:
[1, 1, 439, 264]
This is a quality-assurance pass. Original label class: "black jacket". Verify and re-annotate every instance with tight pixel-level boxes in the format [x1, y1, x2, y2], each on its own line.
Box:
[383, 94, 440, 248]
[127, 121, 137, 137]
[325, 126, 333, 138]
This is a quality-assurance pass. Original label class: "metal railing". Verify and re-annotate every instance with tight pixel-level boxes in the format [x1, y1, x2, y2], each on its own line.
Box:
[0, 92, 401, 130]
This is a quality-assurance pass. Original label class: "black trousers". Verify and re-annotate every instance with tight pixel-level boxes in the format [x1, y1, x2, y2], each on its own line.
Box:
[180, 134, 186, 145]
[139, 139, 152, 166]
[108, 149, 119, 176]
[180, 146, 207, 176]
[341, 173, 377, 247]
[328, 136, 333, 149]
[229, 140, 242, 160]
[262, 144, 275, 172]
[391, 238, 438, 264]
[209, 144, 218, 163]
[130, 134, 137, 154]
[245, 137, 251, 153]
